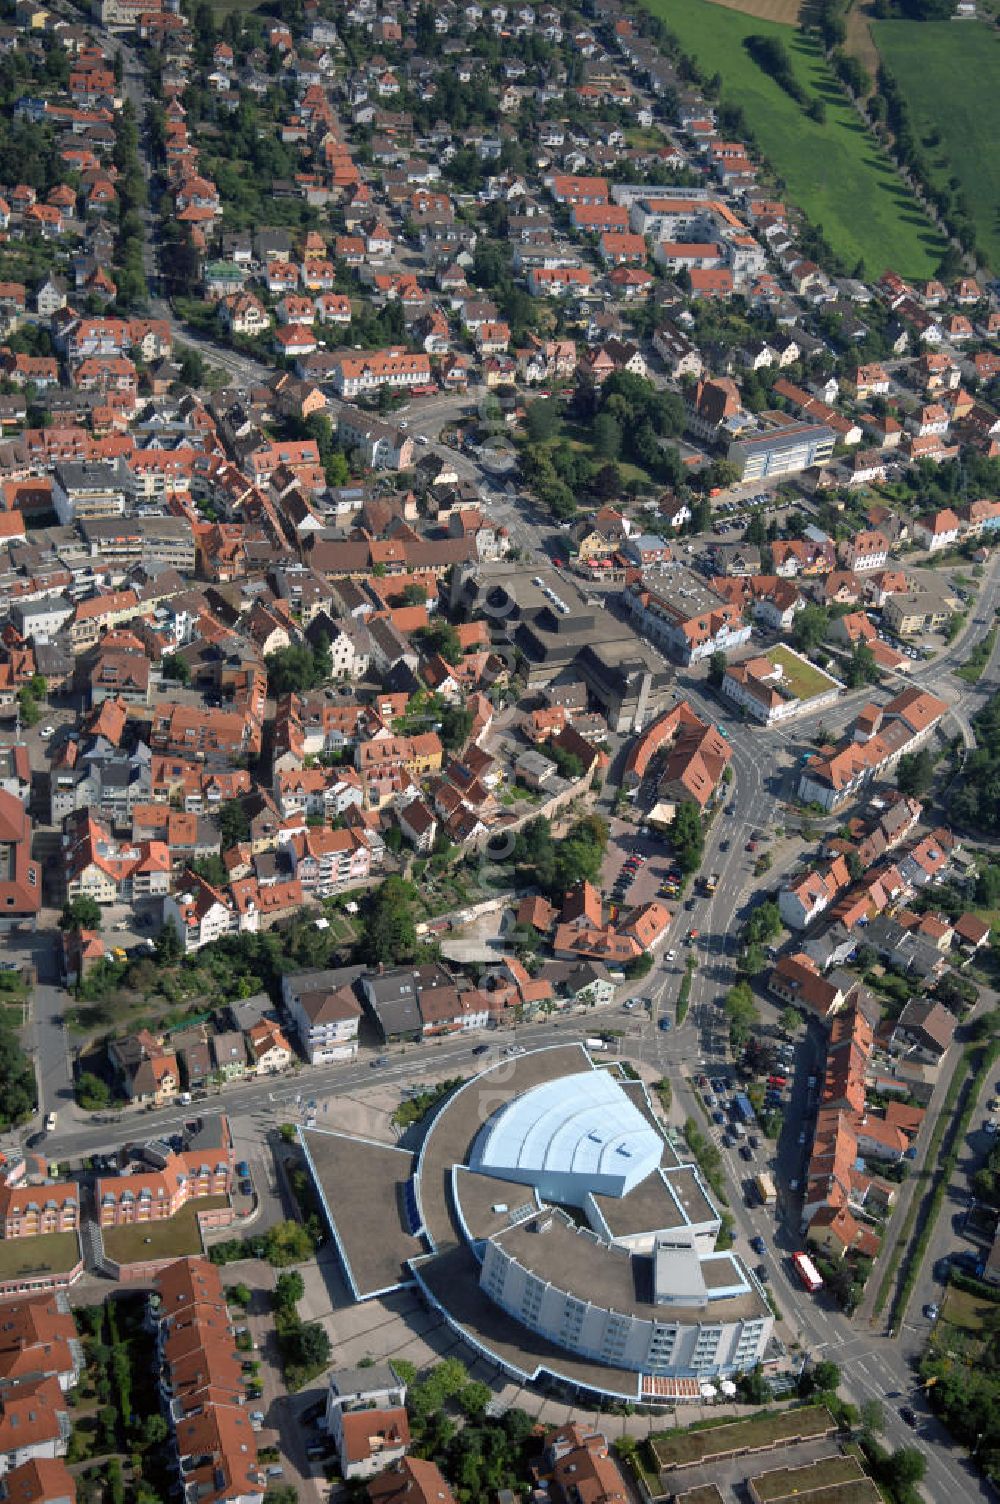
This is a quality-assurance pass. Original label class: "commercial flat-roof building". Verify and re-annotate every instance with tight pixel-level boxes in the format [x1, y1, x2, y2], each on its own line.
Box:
[624, 565, 751, 666]
[301, 1046, 773, 1402]
[727, 422, 834, 482]
[449, 563, 672, 731]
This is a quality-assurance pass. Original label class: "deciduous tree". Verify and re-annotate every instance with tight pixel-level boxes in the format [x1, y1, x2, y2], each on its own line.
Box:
[357, 876, 418, 967]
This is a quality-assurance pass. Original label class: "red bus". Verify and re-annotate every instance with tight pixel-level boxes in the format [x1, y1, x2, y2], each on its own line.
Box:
[792, 1251, 823, 1293]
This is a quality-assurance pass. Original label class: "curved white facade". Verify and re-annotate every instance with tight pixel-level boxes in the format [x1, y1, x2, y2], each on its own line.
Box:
[461, 1059, 774, 1381]
[480, 1215, 770, 1378]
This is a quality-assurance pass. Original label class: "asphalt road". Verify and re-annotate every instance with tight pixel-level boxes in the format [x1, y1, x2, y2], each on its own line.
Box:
[646, 1031, 995, 1504]
[37, 1016, 582, 1160]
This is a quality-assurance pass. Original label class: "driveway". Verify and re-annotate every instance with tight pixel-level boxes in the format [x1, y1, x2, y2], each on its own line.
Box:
[0, 927, 79, 1140]
[227, 1259, 325, 1504]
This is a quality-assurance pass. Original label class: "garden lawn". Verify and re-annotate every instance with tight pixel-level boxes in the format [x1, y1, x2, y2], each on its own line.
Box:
[102, 1196, 229, 1265]
[210, 0, 264, 15]
[558, 422, 656, 491]
[872, 21, 1000, 271]
[641, 0, 945, 276]
[941, 1283, 994, 1332]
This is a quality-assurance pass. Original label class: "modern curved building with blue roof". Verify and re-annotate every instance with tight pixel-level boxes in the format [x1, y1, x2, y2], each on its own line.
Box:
[468, 1068, 664, 1204]
[302, 1043, 774, 1404]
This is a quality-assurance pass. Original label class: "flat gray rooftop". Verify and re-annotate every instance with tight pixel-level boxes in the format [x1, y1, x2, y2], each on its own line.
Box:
[417, 1043, 594, 1253]
[591, 1168, 690, 1238]
[668, 1165, 717, 1228]
[413, 1242, 645, 1401]
[301, 1128, 424, 1298]
[638, 563, 729, 620]
[491, 1210, 766, 1324]
[453, 1167, 538, 1244]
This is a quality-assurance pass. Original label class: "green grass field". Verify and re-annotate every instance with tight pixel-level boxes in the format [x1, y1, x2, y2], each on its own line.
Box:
[939, 1282, 996, 1334]
[872, 21, 1000, 271]
[641, 0, 945, 276]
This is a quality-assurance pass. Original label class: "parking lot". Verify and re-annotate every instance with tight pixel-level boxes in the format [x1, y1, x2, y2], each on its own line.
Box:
[688, 980, 829, 1226]
[709, 490, 808, 537]
[600, 819, 679, 918]
[85, 900, 161, 960]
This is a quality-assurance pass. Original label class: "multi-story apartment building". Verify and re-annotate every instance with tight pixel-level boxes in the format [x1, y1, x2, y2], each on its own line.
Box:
[150, 703, 261, 761]
[623, 566, 751, 665]
[0, 1185, 79, 1242]
[0, 1379, 71, 1477]
[281, 969, 363, 1064]
[150, 1257, 263, 1504]
[839, 530, 890, 573]
[797, 688, 948, 812]
[164, 873, 246, 954]
[63, 810, 170, 905]
[97, 1142, 233, 1230]
[273, 767, 364, 822]
[0, 789, 41, 931]
[0, 1294, 84, 1392]
[327, 348, 431, 399]
[354, 732, 443, 781]
[51, 461, 127, 526]
[281, 826, 371, 894]
[324, 1364, 409, 1481]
